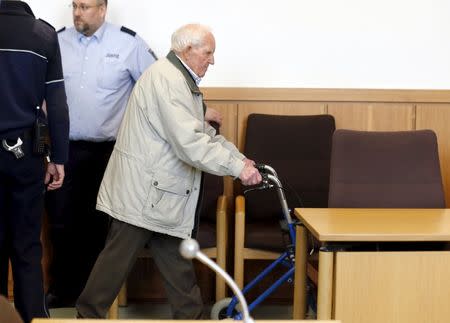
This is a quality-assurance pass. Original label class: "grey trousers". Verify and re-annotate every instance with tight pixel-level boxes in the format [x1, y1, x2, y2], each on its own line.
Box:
[76, 217, 204, 319]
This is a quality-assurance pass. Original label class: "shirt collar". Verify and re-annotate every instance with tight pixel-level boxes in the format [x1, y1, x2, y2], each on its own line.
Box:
[175, 54, 202, 86]
[77, 21, 107, 43]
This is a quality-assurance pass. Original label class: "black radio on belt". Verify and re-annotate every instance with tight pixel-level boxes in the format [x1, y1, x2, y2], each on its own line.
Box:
[33, 106, 49, 156]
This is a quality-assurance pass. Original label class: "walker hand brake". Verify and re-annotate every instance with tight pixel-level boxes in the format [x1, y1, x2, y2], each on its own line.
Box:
[243, 173, 272, 194]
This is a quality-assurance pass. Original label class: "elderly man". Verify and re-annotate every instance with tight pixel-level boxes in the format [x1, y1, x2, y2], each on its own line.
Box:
[46, 2, 224, 307]
[76, 23, 261, 319]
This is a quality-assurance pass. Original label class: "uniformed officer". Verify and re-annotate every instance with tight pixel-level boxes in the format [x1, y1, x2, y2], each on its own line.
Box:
[44, 0, 157, 307]
[0, 1, 70, 322]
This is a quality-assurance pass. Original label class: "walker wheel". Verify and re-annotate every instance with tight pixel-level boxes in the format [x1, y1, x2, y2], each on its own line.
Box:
[210, 297, 242, 320]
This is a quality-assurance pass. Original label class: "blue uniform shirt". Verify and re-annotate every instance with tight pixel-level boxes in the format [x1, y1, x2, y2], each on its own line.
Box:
[58, 22, 156, 141]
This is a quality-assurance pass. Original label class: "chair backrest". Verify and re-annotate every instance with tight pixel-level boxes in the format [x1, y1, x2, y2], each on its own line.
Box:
[243, 114, 336, 221]
[328, 129, 445, 208]
[200, 174, 224, 221]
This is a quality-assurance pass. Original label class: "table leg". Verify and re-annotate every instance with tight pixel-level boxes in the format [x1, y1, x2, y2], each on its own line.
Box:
[293, 225, 307, 319]
[317, 248, 334, 319]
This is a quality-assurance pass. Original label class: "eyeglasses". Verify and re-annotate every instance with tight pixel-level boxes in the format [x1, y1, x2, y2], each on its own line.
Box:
[70, 2, 102, 12]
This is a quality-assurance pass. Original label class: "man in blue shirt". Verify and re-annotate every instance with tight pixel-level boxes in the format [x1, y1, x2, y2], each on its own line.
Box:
[44, 0, 157, 307]
[0, 1, 69, 321]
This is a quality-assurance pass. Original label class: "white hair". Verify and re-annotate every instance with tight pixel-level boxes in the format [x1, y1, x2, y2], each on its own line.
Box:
[171, 23, 212, 53]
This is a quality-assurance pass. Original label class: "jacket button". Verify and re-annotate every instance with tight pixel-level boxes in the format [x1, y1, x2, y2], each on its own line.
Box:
[153, 181, 158, 186]
[186, 190, 190, 194]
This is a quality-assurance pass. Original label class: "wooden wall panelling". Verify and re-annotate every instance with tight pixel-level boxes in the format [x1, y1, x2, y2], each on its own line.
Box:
[416, 104, 450, 206]
[327, 103, 416, 131]
[202, 87, 450, 104]
[236, 102, 327, 151]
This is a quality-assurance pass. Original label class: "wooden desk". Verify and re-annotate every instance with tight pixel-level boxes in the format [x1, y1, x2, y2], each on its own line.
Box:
[32, 320, 340, 323]
[292, 208, 450, 323]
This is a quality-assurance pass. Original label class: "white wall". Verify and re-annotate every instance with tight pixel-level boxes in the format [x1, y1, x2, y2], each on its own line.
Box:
[28, 0, 450, 89]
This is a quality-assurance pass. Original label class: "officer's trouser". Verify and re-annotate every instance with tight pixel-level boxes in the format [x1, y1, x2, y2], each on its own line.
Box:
[0, 133, 48, 323]
[45, 140, 112, 301]
[76, 217, 204, 319]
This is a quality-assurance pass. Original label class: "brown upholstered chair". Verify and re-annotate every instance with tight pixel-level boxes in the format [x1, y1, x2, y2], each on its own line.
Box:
[328, 129, 445, 208]
[326, 129, 446, 255]
[299, 129, 446, 316]
[234, 114, 335, 289]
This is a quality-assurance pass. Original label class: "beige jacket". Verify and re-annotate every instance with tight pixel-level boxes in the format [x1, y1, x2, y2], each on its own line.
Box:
[96, 51, 245, 239]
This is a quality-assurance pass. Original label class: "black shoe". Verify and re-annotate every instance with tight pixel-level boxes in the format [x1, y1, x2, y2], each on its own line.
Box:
[46, 292, 76, 308]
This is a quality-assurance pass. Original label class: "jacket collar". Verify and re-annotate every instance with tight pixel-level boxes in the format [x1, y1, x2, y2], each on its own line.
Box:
[0, 0, 35, 17]
[166, 51, 201, 96]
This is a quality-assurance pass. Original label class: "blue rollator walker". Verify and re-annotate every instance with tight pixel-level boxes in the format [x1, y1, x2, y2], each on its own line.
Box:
[211, 164, 298, 320]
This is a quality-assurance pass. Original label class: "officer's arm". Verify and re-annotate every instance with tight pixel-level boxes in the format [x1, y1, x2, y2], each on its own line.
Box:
[130, 35, 157, 80]
[45, 31, 69, 164]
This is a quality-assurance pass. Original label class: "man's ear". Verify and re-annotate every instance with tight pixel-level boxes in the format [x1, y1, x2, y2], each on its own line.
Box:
[99, 3, 107, 19]
[185, 45, 193, 55]
[180, 45, 192, 61]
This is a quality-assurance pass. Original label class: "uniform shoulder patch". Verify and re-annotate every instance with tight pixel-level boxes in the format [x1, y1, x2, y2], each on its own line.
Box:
[38, 18, 55, 30]
[120, 26, 136, 37]
[148, 48, 158, 60]
[57, 26, 66, 33]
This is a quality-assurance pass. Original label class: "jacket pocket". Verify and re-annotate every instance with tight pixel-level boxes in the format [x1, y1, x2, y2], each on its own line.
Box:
[143, 172, 192, 227]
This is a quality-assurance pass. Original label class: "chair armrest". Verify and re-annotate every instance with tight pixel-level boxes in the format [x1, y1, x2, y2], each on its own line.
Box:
[216, 195, 228, 268]
[234, 195, 246, 287]
[234, 195, 246, 248]
[215, 195, 228, 299]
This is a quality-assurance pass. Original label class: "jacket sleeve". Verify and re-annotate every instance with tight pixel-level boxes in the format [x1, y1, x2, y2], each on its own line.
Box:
[151, 76, 245, 178]
[204, 122, 246, 160]
[45, 31, 69, 164]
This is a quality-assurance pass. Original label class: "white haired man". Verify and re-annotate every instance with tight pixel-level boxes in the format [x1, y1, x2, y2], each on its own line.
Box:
[75, 23, 261, 319]
[46, 3, 223, 308]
